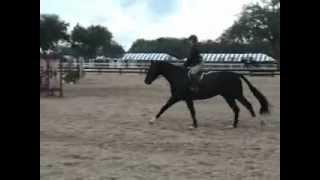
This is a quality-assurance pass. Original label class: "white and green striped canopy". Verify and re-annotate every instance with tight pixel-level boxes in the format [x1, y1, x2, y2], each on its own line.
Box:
[200, 53, 275, 62]
[121, 53, 275, 62]
[121, 53, 178, 61]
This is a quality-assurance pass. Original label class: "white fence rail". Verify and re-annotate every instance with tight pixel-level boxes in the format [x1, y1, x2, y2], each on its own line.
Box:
[60, 62, 279, 76]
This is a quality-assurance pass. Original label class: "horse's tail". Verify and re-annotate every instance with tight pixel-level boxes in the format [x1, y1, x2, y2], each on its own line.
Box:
[240, 75, 270, 115]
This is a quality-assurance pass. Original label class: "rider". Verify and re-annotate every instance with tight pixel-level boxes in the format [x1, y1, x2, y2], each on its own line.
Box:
[184, 34, 203, 92]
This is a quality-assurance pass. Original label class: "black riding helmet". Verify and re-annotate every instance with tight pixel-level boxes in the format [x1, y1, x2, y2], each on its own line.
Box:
[188, 35, 198, 44]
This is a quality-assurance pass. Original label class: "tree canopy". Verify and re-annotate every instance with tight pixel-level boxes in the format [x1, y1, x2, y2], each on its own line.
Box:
[40, 14, 125, 58]
[217, 0, 280, 60]
[40, 14, 69, 52]
[129, 38, 191, 59]
[40, 0, 279, 60]
[128, 0, 279, 60]
[70, 24, 125, 58]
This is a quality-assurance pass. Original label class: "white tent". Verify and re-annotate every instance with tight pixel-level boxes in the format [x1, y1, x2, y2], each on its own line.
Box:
[121, 53, 178, 61]
[200, 53, 275, 62]
[121, 53, 275, 63]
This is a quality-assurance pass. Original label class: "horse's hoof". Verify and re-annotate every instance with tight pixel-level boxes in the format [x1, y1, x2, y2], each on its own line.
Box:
[224, 125, 234, 129]
[188, 126, 196, 130]
[260, 120, 266, 127]
[149, 117, 156, 124]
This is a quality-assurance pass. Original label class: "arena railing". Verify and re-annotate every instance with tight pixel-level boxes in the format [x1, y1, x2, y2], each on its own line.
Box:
[59, 61, 279, 76]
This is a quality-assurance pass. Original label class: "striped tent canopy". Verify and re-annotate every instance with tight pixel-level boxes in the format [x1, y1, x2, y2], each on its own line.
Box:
[121, 53, 178, 61]
[200, 53, 275, 62]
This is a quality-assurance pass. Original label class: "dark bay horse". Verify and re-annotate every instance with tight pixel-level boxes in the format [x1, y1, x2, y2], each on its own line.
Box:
[144, 61, 270, 129]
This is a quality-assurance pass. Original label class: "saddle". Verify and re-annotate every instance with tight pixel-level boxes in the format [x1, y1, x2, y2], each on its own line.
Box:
[187, 69, 208, 81]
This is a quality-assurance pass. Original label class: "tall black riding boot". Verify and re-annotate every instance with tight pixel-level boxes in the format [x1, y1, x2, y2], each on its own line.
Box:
[190, 74, 200, 92]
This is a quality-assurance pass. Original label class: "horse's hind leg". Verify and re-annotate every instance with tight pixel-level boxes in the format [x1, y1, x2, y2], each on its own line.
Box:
[185, 99, 198, 128]
[223, 96, 240, 128]
[237, 96, 256, 117]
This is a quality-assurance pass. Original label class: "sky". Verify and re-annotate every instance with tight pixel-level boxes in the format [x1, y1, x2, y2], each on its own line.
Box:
[40, 0, 260, 51]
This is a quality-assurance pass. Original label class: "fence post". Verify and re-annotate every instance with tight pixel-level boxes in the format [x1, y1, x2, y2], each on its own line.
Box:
[46, 59, 50, 96]
[77, 58, 80, 83]
[59, 60, 63, 97]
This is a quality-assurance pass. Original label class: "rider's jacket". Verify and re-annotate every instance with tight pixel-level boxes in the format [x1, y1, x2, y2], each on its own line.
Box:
[184, 44, 202, 67]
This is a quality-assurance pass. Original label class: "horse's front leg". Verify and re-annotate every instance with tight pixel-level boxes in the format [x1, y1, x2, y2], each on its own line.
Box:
[149, 97, 179, 124]
[185, 99, 198, 128]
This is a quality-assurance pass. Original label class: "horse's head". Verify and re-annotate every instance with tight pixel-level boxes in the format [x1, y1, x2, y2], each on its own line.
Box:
[144, 61, 162, 85]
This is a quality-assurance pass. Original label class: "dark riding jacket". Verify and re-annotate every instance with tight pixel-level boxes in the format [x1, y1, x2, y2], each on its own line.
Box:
[184, 44, 202, 67]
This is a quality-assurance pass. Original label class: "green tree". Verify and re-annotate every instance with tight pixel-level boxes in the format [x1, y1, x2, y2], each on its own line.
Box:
[217, 0, 280, 60]
[70, 24, 124, 58]
[40, 14, 69, 52]
[129, 37, 191, 59]
[102, 41, 125, 58]
[199, 40, 272, 55]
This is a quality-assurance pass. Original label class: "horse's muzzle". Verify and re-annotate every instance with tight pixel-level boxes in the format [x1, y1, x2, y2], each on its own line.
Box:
[144, 79, 151, 85]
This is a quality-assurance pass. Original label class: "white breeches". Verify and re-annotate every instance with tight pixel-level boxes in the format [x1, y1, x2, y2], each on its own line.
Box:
[189, 64, 202, 75]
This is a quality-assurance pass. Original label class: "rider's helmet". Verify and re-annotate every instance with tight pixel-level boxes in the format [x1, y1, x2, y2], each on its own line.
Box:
[188, 35, 198, 44]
